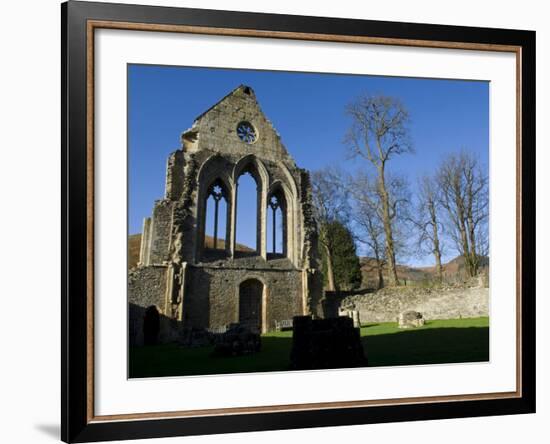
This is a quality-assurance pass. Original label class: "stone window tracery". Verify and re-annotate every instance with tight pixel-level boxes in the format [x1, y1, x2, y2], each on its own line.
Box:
[267, 189, 287, 258]
[204, 179, 229, 251]
[236, 121, 257, 144]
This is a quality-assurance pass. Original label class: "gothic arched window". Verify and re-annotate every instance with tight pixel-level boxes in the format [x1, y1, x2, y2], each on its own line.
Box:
[267, 189, 287, 258]
[204, 179, 229, 254]
[235, 169, 259, 255]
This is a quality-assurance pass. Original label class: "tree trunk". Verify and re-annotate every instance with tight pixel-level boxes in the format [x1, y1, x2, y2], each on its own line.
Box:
[323, 242, 337, 292]
[456, 198, 472, 278]
[434, 248, 443, 284]
[429, 201, 443, 283]
[467, 213, 479, 277]
[378, 170, 399, 286]
[375, 259, 384, 290]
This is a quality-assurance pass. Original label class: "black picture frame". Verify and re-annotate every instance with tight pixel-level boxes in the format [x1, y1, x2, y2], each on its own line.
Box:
[61, 1, 536, 442]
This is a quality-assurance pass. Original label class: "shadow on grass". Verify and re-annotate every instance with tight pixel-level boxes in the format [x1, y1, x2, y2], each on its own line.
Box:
[364, 326, 489, 367]
[129, 335, 294, 378]
[129, 326, 488, 378]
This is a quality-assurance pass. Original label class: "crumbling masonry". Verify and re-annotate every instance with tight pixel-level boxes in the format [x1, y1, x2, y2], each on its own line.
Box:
[129, 85, 323, 345]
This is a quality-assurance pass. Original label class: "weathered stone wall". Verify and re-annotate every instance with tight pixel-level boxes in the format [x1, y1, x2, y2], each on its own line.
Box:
[131, 85, 324, 344]
[186, 85, 295, 164]
[183, 263, 303, 331]
[128, 266, 172, 346]
[165, 149, 185, 200]
[129, 303, 181, 347]
[172, 154, 199, 264]
[263, 269, 303, 329]
[128, 265, 168, 309]
[340, 286, 489, 323]
[148, 200, 174, 264]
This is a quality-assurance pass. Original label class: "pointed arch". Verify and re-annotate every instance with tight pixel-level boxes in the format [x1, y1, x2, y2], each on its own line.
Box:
[279, 162, 299, 200]
[277, 165, 300, 265]
[233, 154, 269, 187]
[197, 153, 234, 192]
[236, 276, 269, 333]
[231, 155, 269, 258]
[267, 180, 296, 262]
[196, 154, 234, 260]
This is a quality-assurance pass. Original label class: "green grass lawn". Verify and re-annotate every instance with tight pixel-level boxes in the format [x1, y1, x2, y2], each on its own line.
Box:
[129, 317, 489, 378]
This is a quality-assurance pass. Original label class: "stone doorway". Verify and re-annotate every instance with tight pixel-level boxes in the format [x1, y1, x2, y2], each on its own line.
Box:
[239, 279, 264, 333]
[143, 305, 160, 345]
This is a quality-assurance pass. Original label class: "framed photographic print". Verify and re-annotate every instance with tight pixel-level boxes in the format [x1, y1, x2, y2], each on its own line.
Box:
[61, 1, 536, 442]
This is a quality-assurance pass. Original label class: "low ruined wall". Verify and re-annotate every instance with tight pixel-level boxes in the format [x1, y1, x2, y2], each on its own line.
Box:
[340, 286, 489, 324]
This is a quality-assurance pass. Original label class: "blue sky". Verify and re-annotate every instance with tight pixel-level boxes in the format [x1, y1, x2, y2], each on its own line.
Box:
[128, 64, 488, 266]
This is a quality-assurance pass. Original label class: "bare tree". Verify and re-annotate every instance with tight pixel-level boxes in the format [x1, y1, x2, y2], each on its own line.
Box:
[411, 175, 444, 282]
[348, 172, 385, 289]
[384, 174, 413, 260]
[345, 93, 413, 285]
[436, 151, 488, 278]
[311, 167, 349, 291]
[348, 171, 411, 289]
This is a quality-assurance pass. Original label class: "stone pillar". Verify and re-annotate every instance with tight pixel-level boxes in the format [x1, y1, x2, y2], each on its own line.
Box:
[256, 185, 262, 256]
[259, 181, 267, 260]
[282, 200, 288, 258]
[163, 262, 187, 321]
[164, 150, 185, 200]
[194, 186, 208, 263]
[212, 192, 222, 249]
[291, 201, 298, 266]
[225, 195, 232, 256]
[261, 284, 268, 333]
[163, 264, 176, 316]
[139, 217, 152, 266]
[229, 182, 238, 258]
[301, 268, 309, 315]
[176, 262, 187, 322]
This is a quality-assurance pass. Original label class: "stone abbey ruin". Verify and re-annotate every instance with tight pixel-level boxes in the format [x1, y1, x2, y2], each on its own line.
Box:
[129, 85, 323, 346]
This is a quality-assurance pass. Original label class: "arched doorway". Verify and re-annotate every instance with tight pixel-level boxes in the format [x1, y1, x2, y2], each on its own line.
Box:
[238, 279, 264, 333]
[143, 305, 160, 345]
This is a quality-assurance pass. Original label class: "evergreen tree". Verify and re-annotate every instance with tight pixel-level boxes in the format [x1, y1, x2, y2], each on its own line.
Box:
[320, 220, 362, 291]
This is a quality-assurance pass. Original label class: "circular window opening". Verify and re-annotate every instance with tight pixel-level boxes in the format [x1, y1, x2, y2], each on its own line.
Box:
[236, 121, 258, 144]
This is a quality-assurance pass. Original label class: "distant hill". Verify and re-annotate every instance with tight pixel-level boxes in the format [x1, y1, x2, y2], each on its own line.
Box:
[128, 233, 254, 269]
[129, 233, 488, 284]
[360, 257, 430, 288]
[360, 255, 489, 288]
[418, 255, 489, 278]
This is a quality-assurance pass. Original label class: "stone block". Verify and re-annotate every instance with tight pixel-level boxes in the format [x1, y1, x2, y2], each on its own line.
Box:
[398, 310, 425, 328]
